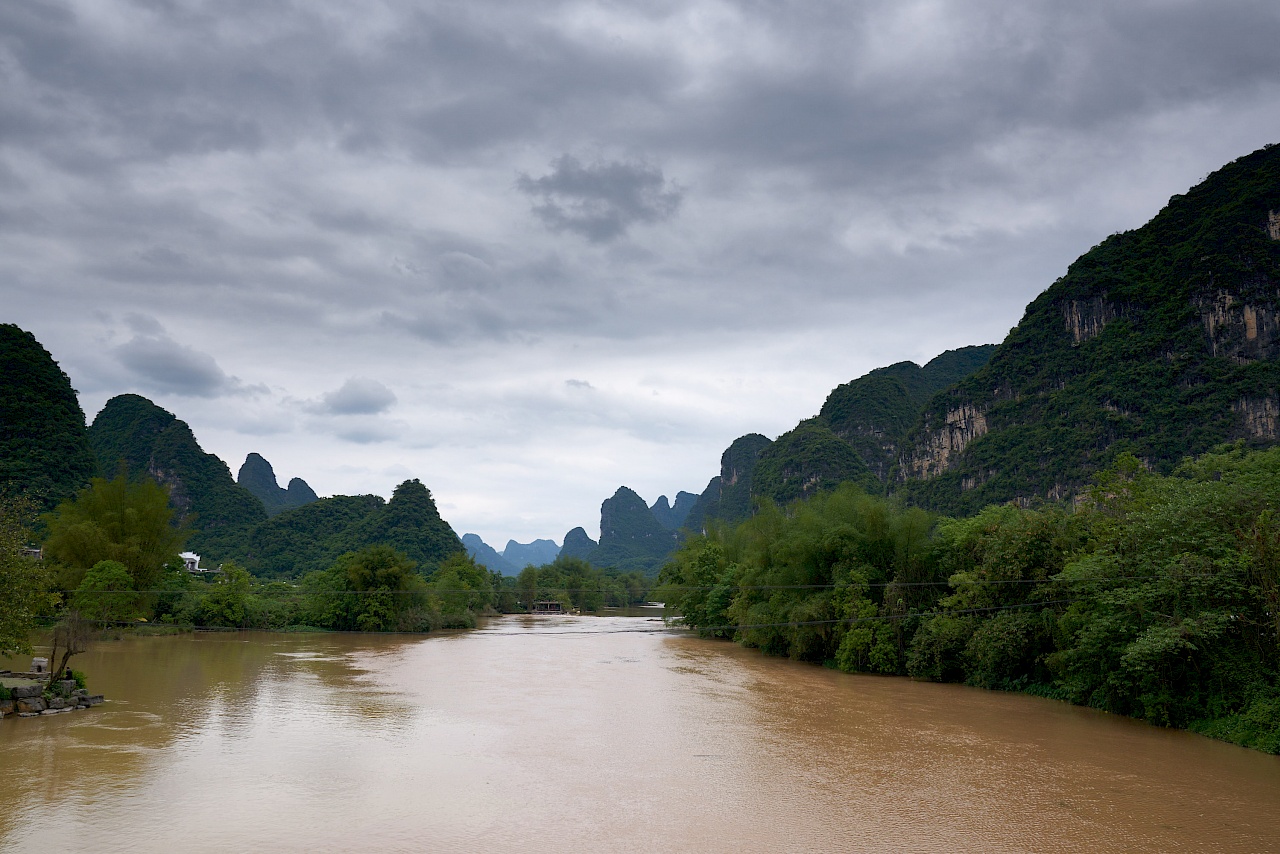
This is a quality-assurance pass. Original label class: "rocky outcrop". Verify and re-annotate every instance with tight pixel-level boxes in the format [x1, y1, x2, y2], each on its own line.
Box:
[1233, 396, 1280, 440]
[902, 405, 989, 479]
[1062, 296, 1123, 345]
[1199, 291, 1280, 362]
[894, 143, 1280, 515]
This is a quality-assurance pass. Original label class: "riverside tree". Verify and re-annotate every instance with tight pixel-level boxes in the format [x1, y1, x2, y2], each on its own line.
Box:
[0, 496, 57, 655]
[42, 474, 187, 592]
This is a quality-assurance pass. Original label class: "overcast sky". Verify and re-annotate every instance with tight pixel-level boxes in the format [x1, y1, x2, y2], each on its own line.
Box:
[5, 0, 1280, 547]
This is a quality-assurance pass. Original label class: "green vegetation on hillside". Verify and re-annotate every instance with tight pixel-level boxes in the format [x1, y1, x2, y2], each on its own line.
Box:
[0, 324, 96, 511]
[899, 143, 1280, 512]
[820, 346, 997, 482]
[684, 433, 773, 532]
[237, 453, 319, 516]
[42, 474, 188, 593]
[659, 444, 1280, 753]
[243, 480, 462, 578]
[585, 486, 678, 574]
[752, 420, 880, 505]
[88, 394, 266, 560]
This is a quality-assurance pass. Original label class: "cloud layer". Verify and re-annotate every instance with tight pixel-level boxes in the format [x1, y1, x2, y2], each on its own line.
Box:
[4, 0, 1280, 543]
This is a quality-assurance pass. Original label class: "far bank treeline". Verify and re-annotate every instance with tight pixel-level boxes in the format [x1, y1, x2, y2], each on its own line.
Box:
[1, 470, 652, 654]
[658, 444, 1280, 754]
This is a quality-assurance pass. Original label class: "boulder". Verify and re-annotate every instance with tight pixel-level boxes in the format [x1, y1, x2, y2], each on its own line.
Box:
[15, 696, 46, 714]
[0, 699, 14, 716]
[47, 697, 68, 710]
[57, 679, 77, 694]
[10, 683, 42, 699]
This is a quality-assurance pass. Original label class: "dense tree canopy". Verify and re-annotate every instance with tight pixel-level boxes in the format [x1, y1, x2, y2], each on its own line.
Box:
[0, 497, 57, 655]
[42, 474, 188, 592]
[659, 446, 1280, 753]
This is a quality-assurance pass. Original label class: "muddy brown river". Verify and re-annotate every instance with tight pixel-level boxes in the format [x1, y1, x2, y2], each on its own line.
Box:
[3, 615, 1279, 852]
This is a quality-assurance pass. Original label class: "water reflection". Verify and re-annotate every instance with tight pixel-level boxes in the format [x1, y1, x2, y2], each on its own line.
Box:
[3, 620, 1279, 852]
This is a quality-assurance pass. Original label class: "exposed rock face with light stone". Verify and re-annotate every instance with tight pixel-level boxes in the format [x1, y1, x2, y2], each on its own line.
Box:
[894, 143, 1280, 514]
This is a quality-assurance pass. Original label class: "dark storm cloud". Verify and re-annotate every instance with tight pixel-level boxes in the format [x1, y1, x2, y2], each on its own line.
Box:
[4, 0, 1280, 543]
[517, 156, 682, 242]
[114, 333, 242, 398]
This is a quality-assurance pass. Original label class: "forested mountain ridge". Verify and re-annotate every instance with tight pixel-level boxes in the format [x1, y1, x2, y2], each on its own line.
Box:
[651, 492, 698, 530]
[462, 533, 518, 575]
[683, 433, 774, 533]
[681, 346, 998, 533]
[820, 345, 998, 482]
[0, 324, 96, 511]
[897, 143, 1280, 513]
[584, 486, 678, 574]
[88, 394, 266, 560]
[243, 479, 463, 578]
[503, 538, 561, 568]
[237, 453, 319, 516]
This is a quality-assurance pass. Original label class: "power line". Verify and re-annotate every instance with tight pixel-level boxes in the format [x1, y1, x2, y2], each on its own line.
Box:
[56, 571, 1204, 597]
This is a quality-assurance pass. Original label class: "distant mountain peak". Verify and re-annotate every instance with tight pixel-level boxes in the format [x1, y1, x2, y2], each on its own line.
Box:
[237, 453, 318, 517]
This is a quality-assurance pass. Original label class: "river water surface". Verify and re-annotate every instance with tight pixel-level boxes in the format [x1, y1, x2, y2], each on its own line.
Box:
[3, 616, 1280, 852]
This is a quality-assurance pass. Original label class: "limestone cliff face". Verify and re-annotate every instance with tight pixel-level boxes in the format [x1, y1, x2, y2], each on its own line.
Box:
[1199, 291, 1280, 362]
[901, 404, 989, 480]
[1233, 396, 1280, 440]
[894, 143, 1280, 515]
[1063, 296, 1124, 345]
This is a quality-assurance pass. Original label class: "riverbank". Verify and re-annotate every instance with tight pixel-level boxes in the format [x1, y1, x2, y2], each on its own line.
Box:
[0, 670, 104, 718]
[4, 621, 1280, 852]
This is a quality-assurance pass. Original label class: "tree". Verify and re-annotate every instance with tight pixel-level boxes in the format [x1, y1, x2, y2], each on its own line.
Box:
[46, 610, 93, 683]
[0, 496, 58, 655]
[72, 559, 138, 625]
[43, 474, 188, 592]
[199, 561, 252, 627]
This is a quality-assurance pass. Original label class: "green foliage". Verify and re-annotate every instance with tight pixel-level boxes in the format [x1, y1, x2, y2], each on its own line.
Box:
[587, 487, 678, 575]
[511, 555, 650, 613]
[684, 433, 773, 532]
[0, 496, 57, 655]
[661, 484, 942, 662]
[88, 394, 267, 561]
[0, 325, 97, 512]
[42, 474, 187, 593]
[820, 346, 997, 482]
[753, 421, 880, 504]
[73, 559, 138, 624]
[237, 453, 317, 517]
[244, 481, 462, 579]
[898, 144, 1280, 513]
[664, 446, 1280, 752]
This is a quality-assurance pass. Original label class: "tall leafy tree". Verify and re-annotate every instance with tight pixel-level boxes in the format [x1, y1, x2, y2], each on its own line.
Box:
[0, 496, 57, 655]
[43, 474, 187, 592]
